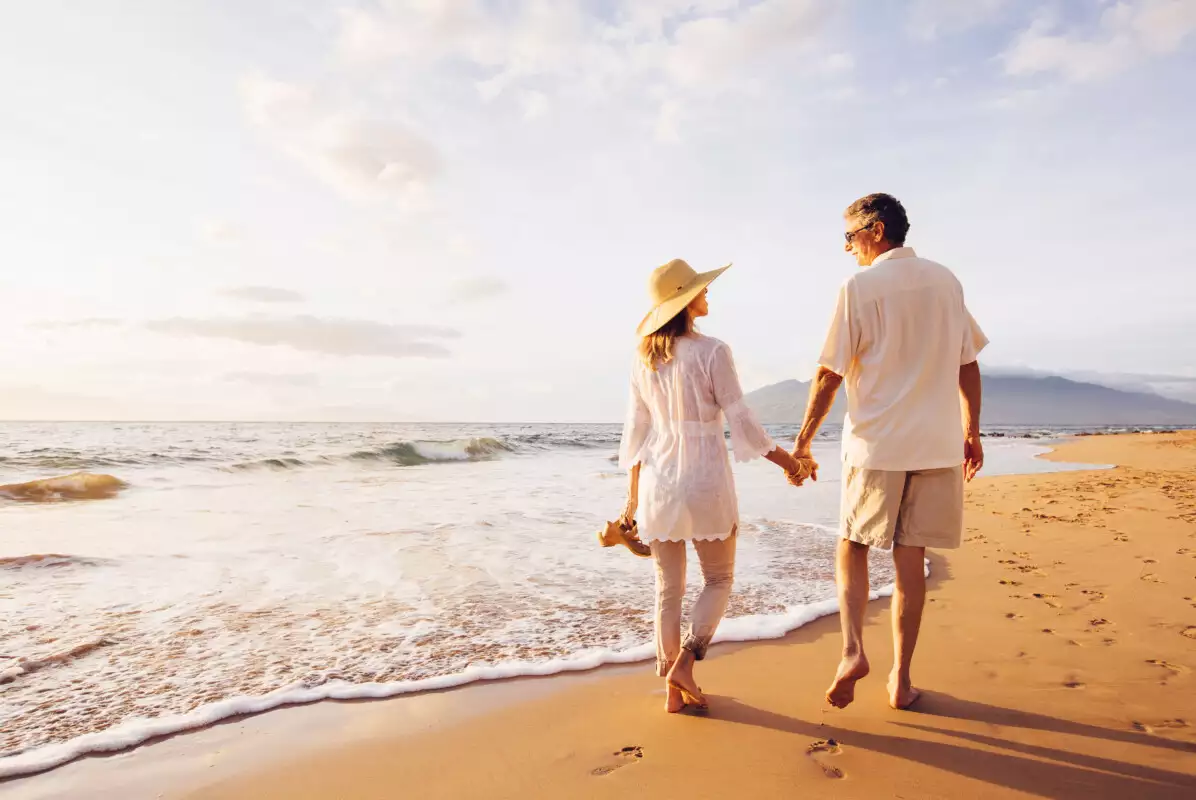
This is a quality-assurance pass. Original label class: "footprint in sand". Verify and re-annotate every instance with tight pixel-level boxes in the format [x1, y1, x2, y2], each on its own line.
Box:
[1146, 660, 1190, 684]
[1133, 719, 1189, 734]
[1063, 679, 1086, 688]
[1183, 627, 1196, 640]
[1141, 574, 1165, 584]
[1114, 534, 1131, 543]
[999, 579, 1022, 587]
[1089, 618, 1112, 628]
[1081, 590, 1106, 601]
[591, 746, 644, 776]
[1033, 593, 1062, 608]
[1005, 612, 1022, 620]
[806, 739, 845, 779]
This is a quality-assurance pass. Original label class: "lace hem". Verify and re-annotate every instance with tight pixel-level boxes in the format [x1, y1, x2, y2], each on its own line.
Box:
[722, 398, 775, 463]
[643, 530, 736, 543]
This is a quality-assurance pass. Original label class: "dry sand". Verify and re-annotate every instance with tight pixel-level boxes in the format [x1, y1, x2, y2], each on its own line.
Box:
[8, 431, 1196, 799]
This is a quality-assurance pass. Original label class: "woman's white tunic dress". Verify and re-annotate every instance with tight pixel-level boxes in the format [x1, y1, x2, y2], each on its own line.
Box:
[618, 334, 776, 543]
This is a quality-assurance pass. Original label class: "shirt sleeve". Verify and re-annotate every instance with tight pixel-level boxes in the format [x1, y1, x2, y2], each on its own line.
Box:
[960, 306, 989, 365]
[709, 342, 775, 462]
[617, 369, 652, 469]
[817, 280, 857, 377]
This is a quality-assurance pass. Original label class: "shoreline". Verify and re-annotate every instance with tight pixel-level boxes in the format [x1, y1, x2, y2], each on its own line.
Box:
[7, 430, 1196, 798]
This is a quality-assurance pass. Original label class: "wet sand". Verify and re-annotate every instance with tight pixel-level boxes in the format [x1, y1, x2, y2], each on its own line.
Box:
[8, 431, 1196, 799]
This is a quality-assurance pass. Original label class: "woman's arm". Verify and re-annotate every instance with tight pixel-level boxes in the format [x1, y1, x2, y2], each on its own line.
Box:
[622, 462, 641, 524]
[709, 343, 781, 463]
[764, 445, 804, 478]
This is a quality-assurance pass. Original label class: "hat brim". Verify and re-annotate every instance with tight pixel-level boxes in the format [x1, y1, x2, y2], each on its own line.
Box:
[636, 263, 731, 337]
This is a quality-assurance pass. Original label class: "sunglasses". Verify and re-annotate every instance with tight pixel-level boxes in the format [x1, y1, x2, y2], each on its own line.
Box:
[844, 222, 874, 244]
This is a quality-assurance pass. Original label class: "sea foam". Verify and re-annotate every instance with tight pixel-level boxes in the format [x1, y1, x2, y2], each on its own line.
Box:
[0, 563, 922, 780]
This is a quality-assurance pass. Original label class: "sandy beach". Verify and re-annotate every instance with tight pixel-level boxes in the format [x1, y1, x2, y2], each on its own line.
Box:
[8, 430, 1196, 799]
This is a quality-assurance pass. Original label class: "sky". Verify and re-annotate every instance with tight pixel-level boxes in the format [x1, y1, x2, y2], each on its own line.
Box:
[2, 0, 1195, 422]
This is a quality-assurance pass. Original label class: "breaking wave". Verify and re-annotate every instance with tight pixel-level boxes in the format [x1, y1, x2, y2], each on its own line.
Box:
[0, 473, 127, 503]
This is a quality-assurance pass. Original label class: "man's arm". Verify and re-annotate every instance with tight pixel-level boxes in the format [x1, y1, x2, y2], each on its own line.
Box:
[959, 360, 983, 481]
[792, 366, 843, 458]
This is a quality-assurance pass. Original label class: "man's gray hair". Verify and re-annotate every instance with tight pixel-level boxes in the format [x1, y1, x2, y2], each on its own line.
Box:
[845, 193, 910, 246]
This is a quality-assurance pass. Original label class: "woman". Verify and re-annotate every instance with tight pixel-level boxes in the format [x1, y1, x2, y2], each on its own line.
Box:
[619, 258, 807, 713]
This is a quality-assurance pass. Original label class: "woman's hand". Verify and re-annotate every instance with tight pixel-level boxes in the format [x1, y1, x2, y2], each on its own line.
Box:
[789, 454, 818, 486]
[764, 446, 810, 486]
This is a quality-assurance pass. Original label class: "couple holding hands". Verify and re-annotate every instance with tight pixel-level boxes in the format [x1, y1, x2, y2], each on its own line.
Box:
[602, 193, 988, 714]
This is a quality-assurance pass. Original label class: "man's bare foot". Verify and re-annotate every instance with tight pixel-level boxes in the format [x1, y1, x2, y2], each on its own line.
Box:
[825, 653, 870, 709]
[665, 683, 685, 713]
[887, 673, 921, 710]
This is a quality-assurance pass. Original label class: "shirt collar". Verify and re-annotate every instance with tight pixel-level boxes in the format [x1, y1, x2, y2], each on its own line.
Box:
[870, 246, 916, 266]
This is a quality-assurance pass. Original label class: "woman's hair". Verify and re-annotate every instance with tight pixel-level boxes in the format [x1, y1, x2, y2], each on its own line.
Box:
[639, 308, 693, 371]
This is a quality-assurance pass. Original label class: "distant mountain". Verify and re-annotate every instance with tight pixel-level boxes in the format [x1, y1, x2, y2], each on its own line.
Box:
[744, 374, 1196, 426]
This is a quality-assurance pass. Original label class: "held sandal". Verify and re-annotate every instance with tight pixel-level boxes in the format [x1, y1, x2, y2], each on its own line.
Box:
[597, 518, 652, 558]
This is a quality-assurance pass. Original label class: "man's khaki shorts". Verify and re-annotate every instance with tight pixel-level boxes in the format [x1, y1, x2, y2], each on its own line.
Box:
[840, 465, 964, 550]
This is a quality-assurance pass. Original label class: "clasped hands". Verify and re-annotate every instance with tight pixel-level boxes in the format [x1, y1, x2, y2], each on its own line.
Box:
[785, 450, 818, 487]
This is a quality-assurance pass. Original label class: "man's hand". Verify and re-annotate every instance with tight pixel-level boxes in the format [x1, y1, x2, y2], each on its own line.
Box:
[964, 434, 984, 482]
[787, 454, 819, 486]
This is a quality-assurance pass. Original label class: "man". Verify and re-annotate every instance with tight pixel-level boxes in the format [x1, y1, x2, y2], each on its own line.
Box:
[791, 193, 987, 710]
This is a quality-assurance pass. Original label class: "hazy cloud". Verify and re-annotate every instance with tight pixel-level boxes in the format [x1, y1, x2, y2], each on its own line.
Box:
[1004, 0, 1196, 82]
[145, 315, 460, 358]
[219, 286, 306, 304]
[907, 0, 1008, 40]
[333, 1, 834, 118]
[518, 89, 549, 121]
[240, 72, 443, 205]
[30, 318, 124, 330]
[446, 275, 509, 304]
[0, 384, 139, 421]
[224, 371, 321, 388]
[197, 218, 246, 246]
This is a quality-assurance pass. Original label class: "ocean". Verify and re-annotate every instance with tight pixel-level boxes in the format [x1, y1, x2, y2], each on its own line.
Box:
[0, 421, 1114, 777]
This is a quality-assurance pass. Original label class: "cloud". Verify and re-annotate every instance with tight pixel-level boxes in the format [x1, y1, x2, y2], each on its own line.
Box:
[30, 318, 124, 330]
[219, 286, 306, 304]
[239, 72, 443, 204]
[662, 0, 830, 88]
[906, 0, 1008, 40]
[144, 315, 460, 358]
[0, 384, 142, 421]
[654, 99, 683, 144]
[819, 52, 855, 74]
[224, 371, 321, 388]
[197, 218, 246, 246]
[333, 1, 834, 109]
[518, 89, 549, 121]
[446, 275, 509, 304]
[1004, 0, 1196, 82]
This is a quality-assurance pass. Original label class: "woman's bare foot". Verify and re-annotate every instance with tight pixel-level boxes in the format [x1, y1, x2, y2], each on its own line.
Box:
[665, 651, 706, 707]
[665, 682, 686, 713]
[887, 671, 921, 710]
[825, 652, 870, 709]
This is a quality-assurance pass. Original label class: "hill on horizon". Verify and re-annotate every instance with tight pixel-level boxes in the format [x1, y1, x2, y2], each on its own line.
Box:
[744, 373, 1196, 426]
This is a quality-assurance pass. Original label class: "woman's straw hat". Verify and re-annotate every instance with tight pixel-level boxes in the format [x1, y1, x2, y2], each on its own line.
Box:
[637, 258, 731, 337]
